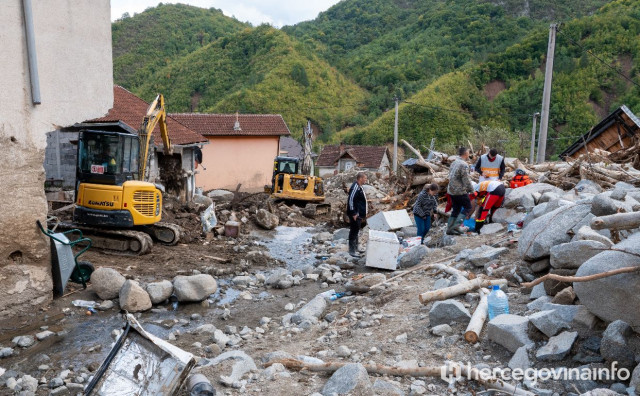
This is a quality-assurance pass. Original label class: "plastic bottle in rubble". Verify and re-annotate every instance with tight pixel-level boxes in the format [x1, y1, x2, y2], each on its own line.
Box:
[487, 285, 509, 320]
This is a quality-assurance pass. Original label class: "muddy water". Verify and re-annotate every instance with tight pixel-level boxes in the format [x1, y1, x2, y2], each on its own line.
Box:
[252, 226, 316, 270]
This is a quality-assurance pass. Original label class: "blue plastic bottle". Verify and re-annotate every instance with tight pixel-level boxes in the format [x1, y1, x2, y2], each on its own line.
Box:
[487, 285, 509, 320]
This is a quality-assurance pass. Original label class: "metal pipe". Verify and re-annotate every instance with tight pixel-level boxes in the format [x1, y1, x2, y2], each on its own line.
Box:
[22, 0, 41, 105]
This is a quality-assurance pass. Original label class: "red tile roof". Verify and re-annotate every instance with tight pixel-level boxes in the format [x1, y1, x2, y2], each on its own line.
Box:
[316, 145, 389, 169]
[169, 113, 291, 137]
[88, 86, 207, 146]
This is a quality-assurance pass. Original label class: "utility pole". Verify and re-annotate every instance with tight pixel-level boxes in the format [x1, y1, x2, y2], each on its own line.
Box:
[529, 112, 540, 164]
[536, 23, 557, 163]
[393, 97, 399, 173]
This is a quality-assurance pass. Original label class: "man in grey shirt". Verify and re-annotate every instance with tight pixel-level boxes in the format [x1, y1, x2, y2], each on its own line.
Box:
[446, 147, 474, 235]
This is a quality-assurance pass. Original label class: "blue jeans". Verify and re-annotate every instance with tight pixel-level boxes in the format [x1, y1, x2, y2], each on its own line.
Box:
[415, 215, 432, 243]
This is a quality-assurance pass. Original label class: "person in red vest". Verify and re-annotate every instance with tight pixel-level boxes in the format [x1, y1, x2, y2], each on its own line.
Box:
[471, 180, 506, 234]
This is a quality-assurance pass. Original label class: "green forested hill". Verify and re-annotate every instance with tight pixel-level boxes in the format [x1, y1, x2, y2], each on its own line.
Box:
[112, 0, 640, 159]
[112, 3, 247, 89]
[134, 26, 368, 137]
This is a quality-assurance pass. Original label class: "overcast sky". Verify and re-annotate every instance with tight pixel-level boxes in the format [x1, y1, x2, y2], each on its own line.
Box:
[111, 0, 341, 27]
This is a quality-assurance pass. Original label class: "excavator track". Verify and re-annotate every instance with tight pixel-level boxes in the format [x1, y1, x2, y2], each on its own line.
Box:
[302, 203, 332, 219]
[143, 222, 183, 245]
[55, 222, 153, 256]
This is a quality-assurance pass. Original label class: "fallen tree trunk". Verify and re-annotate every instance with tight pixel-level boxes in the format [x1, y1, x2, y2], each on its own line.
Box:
[591, 211, 640, 231]
[426, 263, 470, 284]
[419, 278, 508, 304]
[410, 174, 433, 186]
[267, 358, 535, 396]
[464, 289, 488, 344]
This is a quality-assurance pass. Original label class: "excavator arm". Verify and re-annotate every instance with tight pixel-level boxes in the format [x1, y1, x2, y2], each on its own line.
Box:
[138, 94, 173, 181]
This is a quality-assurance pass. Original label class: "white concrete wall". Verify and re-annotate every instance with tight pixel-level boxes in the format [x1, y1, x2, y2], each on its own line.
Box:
[0, 0, 113, 321]
[378, 153, 391, 175]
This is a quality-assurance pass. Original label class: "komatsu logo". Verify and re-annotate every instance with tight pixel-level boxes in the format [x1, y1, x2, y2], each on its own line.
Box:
[88, 200, 115, 207]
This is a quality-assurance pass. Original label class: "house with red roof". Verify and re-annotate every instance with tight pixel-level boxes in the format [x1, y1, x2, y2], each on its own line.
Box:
[170, 113, 291, 192]
[44, 86, 207, 200]
[316, 143, 391, 177]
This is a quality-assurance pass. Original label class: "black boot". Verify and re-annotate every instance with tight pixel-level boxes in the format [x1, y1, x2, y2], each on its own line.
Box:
[475, 221, 484, 234]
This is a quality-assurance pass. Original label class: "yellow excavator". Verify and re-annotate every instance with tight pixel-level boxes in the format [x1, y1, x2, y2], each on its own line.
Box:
[265, 156, 330, 217]
[67, 94, 182, 254]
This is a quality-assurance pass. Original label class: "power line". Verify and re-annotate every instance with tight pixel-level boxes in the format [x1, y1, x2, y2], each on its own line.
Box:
[557, 28, 640, 90]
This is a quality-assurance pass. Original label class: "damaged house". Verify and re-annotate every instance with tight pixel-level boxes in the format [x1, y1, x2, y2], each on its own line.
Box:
[44, 86, 207, 201]
[316, 143, 391, 177]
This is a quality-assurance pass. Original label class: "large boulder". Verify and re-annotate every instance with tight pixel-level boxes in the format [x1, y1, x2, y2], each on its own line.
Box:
[574, 233, 640, 330]
[468, 247, 508, 267]
[491, 208, 525, 225]
[487, 314, 533, 353]
[574, 226, 613, 247]
[550, 240, 608, 270]
[322, 363, 372, 396]
[428, 300, 471, 326]
[528, 310, 570, 337]
[518, 203, 593, 261]
[192, 194, 213, 207]
[173, 274, 217, 302]
[255, 209, 279, 230]
[398, 245, 429, 268]
[504, 183, 562, 210]
[119, 280, 152, 312]
[574, 179, 603, 195]
[146, 280, 173, 304]
[90, 267, 126, 300]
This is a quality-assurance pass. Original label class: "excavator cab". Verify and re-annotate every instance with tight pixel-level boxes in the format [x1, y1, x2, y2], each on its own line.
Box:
[77, 129, 139, 186]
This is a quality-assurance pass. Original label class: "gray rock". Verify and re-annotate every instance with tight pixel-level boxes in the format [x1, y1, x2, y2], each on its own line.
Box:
[544, 268, 577, 296]
[119, 280, 152, 312]
[49, 377, 64, 388]
[611, 182, 636, 200]
[202, 350, 257, 387]
[400, 226, 418, 238]
[433, 278, 451, 290]
[336, 345, 351, 358]
[333, 228, 350, 241]
[480, 223, 504, 235]
[256, 209, 279, 230]
[539, 191, 561, 203]
[550, 240, 608, 270]
[0, 347, 14, 357]
[97, 300, 114, 311]
[630, 363, 640, 391]
[600, 320, 635, 369]
[372, 379, 404, 396]
[530, 257, 551, 272]
[429, 299, 471, 326]
[591, 191, 635, 216]
[574, 233, 640, 330]
[145, 280, 173, 304]
[231, 276, 252, 287]
[314, 232, 333, 243]
[398, 245, 429, 268]
[21, 375, 38, 393]
[575, 179, 603, 195]
[487, 314, 533, 353]
[90, 267, 126, 300]
[536, 331, 578, 361]
[431, 324, 453, 337]
[265, 268, 294, 289]
[528, 310, 570, 337]
[50, 386, 70, 395]
[207, 189, 234, 202]
[541, 303, 598, 328]
[35, 330, 55, 341]
[492, 207, 525, 225]
[468, 247, 508, 267]
[12, 335, 35, 348]
[508, 346, 531, 370]
[322, 363, 372, 396]
[173, 274, 217, 302]
[291, 295, 327, 325]
[530, 283, 548, 300]
[578, 389, 619, 396]
[518, 203, 593, 261]
[575, 226, 613, 247]
[504, 183, 563, 210]
[527, 296, 552, 311]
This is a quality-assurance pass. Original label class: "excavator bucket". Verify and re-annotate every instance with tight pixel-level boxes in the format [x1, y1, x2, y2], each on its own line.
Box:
[302, 203, 331, 218]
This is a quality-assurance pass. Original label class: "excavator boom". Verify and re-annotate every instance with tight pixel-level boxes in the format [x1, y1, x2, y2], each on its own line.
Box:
[138, 94, 173, 181]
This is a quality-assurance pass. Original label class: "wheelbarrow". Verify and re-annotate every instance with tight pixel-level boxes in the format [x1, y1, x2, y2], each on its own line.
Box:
[37, 219, 94, 297]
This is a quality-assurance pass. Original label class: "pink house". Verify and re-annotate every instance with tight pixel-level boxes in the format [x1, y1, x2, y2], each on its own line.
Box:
[170, 113, 291, 192]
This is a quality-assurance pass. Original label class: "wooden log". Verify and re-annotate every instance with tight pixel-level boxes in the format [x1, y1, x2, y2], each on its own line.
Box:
[464, 288, 488, 344]
[267, 358, 535, 396]
[410, 174, 433, 186]
[401, 139, 436, 174]
[419, 278, 508, 305]
[427, 263, 469, 284]
[591, 211, 640, 231]
[521, 264, 640, 288]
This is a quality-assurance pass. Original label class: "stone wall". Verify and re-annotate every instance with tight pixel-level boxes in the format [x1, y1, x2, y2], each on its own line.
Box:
[0, 0, 113, 322]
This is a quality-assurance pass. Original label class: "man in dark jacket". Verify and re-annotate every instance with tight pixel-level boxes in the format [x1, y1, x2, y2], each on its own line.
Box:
[347, 172, 368, 257]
